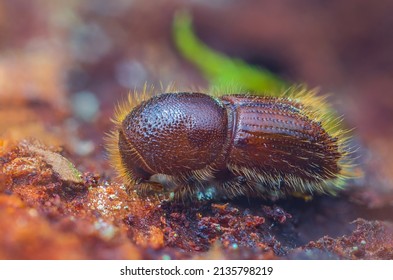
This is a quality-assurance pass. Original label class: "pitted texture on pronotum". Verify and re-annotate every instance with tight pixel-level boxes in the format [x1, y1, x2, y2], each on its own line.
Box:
[120, 92, 227, 175]
[107, 89, 353, 201]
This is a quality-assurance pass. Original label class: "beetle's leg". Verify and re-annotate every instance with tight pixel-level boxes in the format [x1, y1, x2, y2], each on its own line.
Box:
[169, 173, 208, 202]
[133, 180, 165, 197]
[218, 176, 250, 199]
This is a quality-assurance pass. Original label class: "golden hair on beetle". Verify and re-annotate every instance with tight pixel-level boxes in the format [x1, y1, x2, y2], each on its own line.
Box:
[106, 85, 355, 201]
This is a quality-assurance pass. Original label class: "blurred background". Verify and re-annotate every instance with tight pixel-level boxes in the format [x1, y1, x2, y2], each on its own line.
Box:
[1, 0, 393, 206]
[1, 0, 393, 260]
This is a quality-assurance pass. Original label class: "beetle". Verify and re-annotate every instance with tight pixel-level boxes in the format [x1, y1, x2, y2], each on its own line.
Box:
[107, 87, 353, 201]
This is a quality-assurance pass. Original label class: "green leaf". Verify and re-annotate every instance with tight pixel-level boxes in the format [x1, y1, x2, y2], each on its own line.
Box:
[173, 10, 287, 95]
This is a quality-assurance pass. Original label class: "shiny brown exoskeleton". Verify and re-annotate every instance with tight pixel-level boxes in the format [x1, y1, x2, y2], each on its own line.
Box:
[115, 91, 349, 201]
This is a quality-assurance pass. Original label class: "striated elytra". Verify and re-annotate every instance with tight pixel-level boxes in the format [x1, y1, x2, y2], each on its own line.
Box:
[107, 89, 354, 201]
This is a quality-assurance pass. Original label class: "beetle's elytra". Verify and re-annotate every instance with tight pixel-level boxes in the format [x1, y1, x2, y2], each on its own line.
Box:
[107, 87, 354, 201]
